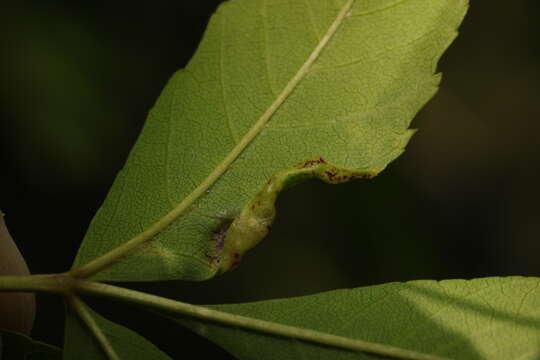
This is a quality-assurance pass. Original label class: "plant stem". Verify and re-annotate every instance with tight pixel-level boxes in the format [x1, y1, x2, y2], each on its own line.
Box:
[74, 280, 448, 360]
[0, 274, 70, 294]
[0, 275, 447, 359]
[69, 0, 356, 280]
[66, 295, 119, 360]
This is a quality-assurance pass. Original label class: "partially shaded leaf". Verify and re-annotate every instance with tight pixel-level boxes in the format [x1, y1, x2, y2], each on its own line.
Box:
[63, 303, 170, 360]
[181, 277, 540, 359]
[0, 328, 61, 360]
[73, 0, 468, 282]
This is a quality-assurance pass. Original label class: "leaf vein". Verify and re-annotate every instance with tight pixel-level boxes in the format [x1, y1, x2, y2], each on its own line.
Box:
[262, 0, 278, 97]
[68, 296, 120, 360]
[347, 0, 411, 18]
[311, 25, 443, 74]
[71, 0, 357, 279]
[220, 9, 239, 143]
[303, 0, 321, 40]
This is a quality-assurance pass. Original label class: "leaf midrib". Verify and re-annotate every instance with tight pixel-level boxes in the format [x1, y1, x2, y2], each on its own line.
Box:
[71, 0, 356, 279]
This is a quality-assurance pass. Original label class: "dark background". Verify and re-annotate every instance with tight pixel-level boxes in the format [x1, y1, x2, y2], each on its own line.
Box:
[1, 1, 539, 358]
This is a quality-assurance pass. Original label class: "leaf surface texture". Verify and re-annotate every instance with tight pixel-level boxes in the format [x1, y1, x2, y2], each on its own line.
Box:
[73, 0, 468, 282]
[182, 277, 540, 359]
[63, 303, 170, 360]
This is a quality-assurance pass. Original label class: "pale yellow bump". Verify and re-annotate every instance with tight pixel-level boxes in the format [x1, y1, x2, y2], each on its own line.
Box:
[139, 243, 178, 272]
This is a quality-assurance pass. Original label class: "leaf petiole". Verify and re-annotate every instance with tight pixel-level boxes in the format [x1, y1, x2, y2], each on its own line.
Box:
[0, 274, 449, 360]
[72, 280, 448, 360]
[66, 296, 120, 360]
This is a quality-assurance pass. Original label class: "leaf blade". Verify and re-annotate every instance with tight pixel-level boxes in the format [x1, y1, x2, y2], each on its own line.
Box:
[180, 277, 540, 359]
[72, 0, 468, 281]
[63, 302, 170, 360]
[0, 328, 61, 360]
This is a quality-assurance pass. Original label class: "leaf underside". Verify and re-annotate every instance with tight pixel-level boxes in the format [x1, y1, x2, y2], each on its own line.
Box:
[72, 0, 468, 282]
[63, 0, 473, 358]
[63, 303, 170, 360]
[0, 328, 61, 360]
[181, 277, 540, 360]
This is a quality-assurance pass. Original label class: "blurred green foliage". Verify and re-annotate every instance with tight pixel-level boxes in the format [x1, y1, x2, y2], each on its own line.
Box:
[1, 1, 539, 358]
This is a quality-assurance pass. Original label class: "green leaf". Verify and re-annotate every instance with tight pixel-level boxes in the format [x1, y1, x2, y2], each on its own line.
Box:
[63, 302, 170, 360]
[180, 277, 540, 359]
[1, 328, 62, 360]
[72, 0, 468, 282]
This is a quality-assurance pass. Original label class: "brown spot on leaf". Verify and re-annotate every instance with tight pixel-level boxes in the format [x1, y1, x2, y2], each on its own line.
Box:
[324, 170, 337, 179]
[230, 252, 242, 269]
[208, 217, 234, 264]
[301, 157, 327, 168]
